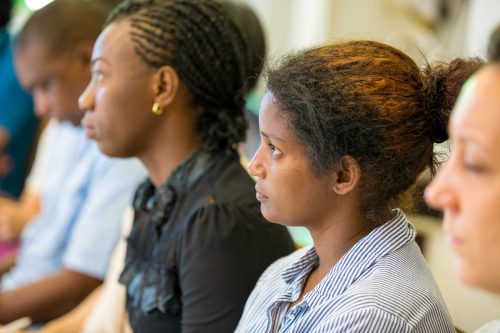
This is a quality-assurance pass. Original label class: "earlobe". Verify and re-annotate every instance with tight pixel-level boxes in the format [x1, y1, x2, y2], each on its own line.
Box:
[152, 66, 179, 109]
[332, 155, 361, 195]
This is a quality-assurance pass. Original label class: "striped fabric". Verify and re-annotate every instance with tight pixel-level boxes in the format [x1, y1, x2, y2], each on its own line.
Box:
[236, 210, 455, 333]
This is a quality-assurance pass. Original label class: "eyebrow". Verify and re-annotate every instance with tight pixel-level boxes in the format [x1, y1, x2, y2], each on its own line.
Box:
[456, 134, 495, 155]
[91, 57, 111, 66]
[25, 76, 47, 91]
[261, 131, 285, 142]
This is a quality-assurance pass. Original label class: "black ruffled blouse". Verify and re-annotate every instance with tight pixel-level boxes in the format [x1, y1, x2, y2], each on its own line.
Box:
[120, 150, 295, 333]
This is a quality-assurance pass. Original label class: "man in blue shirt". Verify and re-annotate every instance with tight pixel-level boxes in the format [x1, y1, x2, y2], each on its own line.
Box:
[0, 0, 145, 324]
[0, 0, 38, 198]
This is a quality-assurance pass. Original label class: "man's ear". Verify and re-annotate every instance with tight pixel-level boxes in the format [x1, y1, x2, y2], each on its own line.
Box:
[73, 40, 94, 68]
[331, 155, 361, 195]
[152, 66, 180, 108]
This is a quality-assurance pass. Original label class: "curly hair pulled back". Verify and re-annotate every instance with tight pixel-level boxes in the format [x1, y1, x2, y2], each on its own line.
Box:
[107, 0, 254, 153]
[267, 40, 482, 223]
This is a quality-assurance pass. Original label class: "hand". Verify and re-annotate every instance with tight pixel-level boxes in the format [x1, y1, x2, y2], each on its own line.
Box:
[0, 193, 41, 242]
[0, 199, 27, 242]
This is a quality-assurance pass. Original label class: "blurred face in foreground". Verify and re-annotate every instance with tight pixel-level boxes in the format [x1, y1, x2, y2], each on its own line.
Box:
[425, 66, 500, 294]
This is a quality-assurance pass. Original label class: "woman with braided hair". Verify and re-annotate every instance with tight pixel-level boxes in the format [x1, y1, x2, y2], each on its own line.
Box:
[235, 41, 482, 332]
[78, 0, 295, 332]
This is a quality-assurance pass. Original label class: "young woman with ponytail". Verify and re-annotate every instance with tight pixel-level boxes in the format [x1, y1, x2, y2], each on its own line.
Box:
[236, 40, 482, 332]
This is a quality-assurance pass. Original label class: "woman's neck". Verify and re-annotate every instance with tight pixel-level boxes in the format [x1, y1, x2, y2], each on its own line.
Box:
[288, 208, 375, 310]
[308, 208, 374, 277]
[139, 113, 201, 187]
[141, 142, 200, 188]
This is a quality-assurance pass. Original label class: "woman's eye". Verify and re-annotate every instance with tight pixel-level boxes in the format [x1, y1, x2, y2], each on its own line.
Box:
[463, 162, 487, 174]
[268, 143, 282, 158]
[92, 70, 105, 82]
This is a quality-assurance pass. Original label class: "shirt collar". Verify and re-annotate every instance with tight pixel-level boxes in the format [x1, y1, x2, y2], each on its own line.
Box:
[282, 247, 318, 285]
[133, 149, 214, 227]
[281, 209, 414, 298]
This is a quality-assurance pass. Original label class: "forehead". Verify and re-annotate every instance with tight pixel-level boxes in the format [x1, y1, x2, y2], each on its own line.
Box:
[93, 20, 141, 68]
[15, 38, 67, 87]
[259, 93, 286, 127]
[451, 69, 500, 143]
[259, 92, 301, 144]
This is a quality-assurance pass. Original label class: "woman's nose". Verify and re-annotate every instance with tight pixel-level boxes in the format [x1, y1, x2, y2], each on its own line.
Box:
[78, 82, 95, 113]
[424, 162, 458, 214]
[248, 146, 266, 179]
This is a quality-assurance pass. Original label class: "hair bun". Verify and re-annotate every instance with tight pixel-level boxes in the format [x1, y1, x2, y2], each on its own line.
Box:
[422, 57, 483, 143]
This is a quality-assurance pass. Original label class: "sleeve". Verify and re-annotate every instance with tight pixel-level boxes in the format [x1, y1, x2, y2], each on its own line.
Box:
[312, 308, 412, 333]
[0, 47, 35, 140]
[24, 120, 57, 192]
[177, 203, 275, 333]
[81, 207, 134, 333]
[62, 157, 145, 279]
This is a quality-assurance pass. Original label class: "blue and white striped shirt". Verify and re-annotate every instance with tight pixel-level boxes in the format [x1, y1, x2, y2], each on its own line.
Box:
[236, 210, 454, 333]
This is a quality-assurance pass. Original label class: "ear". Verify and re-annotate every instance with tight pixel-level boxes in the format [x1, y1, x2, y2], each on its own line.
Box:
[152, 66, 180, 108]
[331, 155, 361, 195]
[73, 40, 94, 68]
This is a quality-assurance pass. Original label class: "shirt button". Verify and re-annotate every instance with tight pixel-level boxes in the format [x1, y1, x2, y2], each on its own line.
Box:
[287, 313, 295, 320]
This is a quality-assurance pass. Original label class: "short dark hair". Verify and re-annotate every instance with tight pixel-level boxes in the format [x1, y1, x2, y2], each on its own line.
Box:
[15, 0, 111, 56]
[107, 0, 254, 153]
[267, 40, 482, 223]
[0, 0, 12, 29]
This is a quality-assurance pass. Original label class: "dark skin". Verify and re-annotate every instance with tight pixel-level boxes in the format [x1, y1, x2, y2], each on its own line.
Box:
[287, 156, 374, 309]
[79, 21, 202, 187]
[0, 269, 100, 323]
[0, 36, 103, 325]
[0, 252, 16, 276]
[248, 94, 376, 310]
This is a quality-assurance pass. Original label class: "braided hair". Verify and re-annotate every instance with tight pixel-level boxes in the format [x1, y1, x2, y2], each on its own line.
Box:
[107, 0, 253, 153]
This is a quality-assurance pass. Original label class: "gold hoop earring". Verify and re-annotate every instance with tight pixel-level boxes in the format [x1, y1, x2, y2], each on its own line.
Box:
[152, 102, 163, 116]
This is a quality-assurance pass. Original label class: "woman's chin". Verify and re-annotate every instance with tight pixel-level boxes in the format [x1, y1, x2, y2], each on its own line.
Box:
[97, 142, 131, 159]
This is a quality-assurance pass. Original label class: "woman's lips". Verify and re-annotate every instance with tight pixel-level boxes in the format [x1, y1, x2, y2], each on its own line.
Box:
[81, 115, 96, 139]
[255, 186, 268, 201]
[447, 235, 464, 252]
[83, 126, 95, 139]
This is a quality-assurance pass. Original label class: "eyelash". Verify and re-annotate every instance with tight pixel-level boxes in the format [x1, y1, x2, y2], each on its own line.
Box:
[463, 162, 487, 174]
[92, 70, 105, 82]
[267, 143, 282, 158]
[37, 79, 51, 91]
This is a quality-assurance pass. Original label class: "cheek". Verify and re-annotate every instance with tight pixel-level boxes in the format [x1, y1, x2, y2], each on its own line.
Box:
[457, 242, 500, 290]
[48, 85, 64, 107]
[267, 169, 321, 224]
[462, 186, 500, 234]
[457, 205, 500, 286]
[94, 88, 124, 129]
[271, 167, 303, 201]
